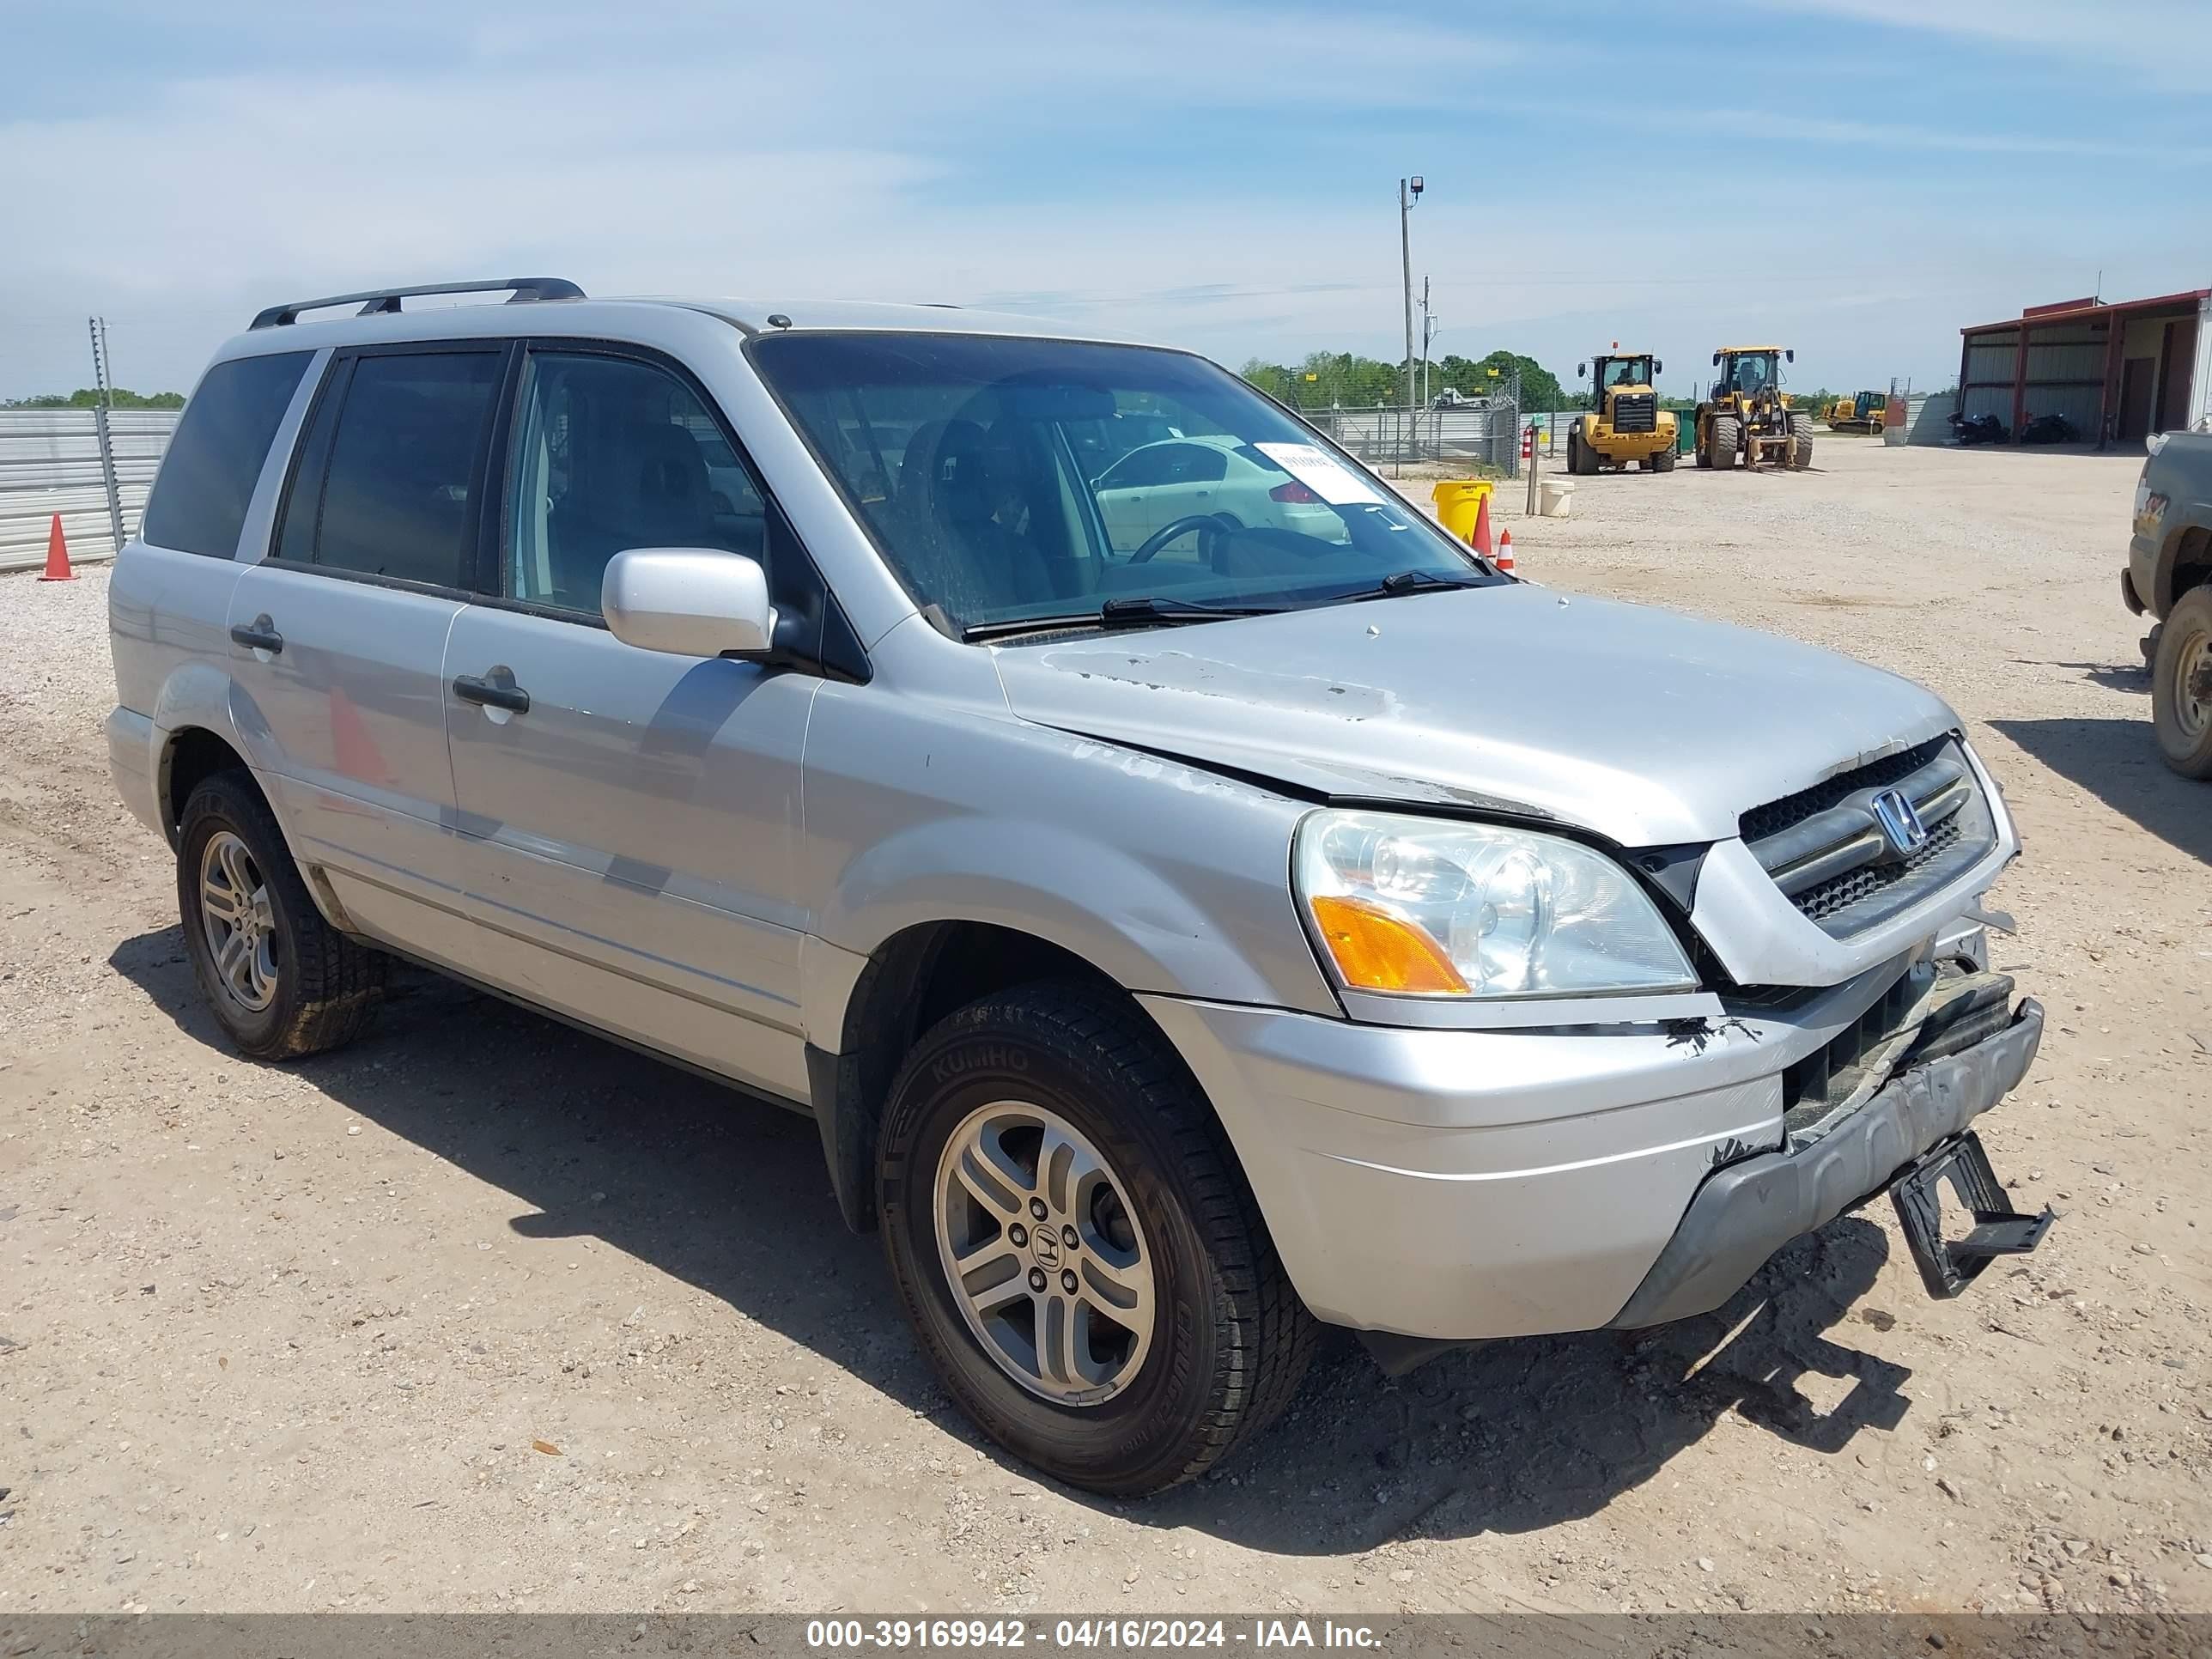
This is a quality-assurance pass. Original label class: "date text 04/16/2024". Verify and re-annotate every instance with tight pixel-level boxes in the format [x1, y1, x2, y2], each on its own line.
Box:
[804, 1619, 1382, 1650]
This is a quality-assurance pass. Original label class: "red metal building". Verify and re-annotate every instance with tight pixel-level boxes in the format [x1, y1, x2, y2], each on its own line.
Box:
[1957, 288, 2210, 447]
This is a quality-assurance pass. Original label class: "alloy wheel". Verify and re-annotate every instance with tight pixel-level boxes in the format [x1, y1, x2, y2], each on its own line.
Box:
[198, 829, 279, 1012]
[933, 1101, 1156, 1406]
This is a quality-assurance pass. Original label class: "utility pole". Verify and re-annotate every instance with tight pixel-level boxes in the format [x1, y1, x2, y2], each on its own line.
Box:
[1419, 276, 1434, 412]
[1399, 174, 1422, 461]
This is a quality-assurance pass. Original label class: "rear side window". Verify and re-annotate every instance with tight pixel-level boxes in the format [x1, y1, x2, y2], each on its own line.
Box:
[281, 351, 501, 588]
[140, 352, 313, 557]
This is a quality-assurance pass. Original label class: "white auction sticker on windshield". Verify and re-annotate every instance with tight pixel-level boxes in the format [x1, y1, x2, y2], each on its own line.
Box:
[1253, 441, 1386, 506]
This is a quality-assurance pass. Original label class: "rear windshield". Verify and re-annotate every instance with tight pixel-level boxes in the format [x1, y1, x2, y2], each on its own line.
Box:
[749, 332, 1495, 634]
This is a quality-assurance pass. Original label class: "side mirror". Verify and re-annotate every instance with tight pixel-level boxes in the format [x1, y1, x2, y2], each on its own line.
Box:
[1786, 349, 1796, 363]
[1576, 362, 1586, 377]
[1654, 359, 1664, 375]
[602, 548, 778, 659]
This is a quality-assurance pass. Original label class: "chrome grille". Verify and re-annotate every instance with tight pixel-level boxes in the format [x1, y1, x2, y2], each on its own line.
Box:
[1739, 737, 1947, 844]
[1740, 738, 1996, 938]
[1795, 815, 1965, 923]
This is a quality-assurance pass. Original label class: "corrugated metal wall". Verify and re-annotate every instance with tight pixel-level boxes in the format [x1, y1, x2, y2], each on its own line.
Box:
[2021, 320, 2106, 438]
[0, 408, 178, 573]
[1960, 329, 2019, 424]
[1896, 392, 1957, 446]
[1960, 313, 2130, 440]
[1302, 401, 1520, 473]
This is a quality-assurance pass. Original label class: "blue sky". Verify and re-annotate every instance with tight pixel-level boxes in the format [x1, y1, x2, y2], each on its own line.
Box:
[3, 0, 2208, 402]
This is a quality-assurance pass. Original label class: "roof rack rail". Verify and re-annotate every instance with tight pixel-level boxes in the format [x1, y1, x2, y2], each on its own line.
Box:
[249, 276, 586, 331]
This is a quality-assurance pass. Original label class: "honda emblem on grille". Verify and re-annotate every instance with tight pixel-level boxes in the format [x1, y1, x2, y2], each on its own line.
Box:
[1870, 788, 1929, 856]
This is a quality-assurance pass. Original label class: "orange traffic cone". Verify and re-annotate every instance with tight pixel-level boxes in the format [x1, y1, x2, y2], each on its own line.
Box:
[38, 514, 75, 581]
[1494, 530, 1515, 574]
[1468, 489, 1494, 557]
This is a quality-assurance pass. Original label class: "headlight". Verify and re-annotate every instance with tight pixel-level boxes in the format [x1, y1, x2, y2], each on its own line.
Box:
[1293, 810, 1697, 1000]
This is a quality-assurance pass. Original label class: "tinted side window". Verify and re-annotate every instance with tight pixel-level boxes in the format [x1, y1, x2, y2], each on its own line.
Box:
[504, 351, 766, 612]
[308, 352, 501, 587]
[141, 352, 313, 557]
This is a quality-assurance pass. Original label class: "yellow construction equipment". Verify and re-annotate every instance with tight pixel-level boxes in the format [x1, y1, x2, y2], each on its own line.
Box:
[1823, 390, 1887, 436]
[1696, 346, 1812, 471]
[1567, 349, 1678, 475]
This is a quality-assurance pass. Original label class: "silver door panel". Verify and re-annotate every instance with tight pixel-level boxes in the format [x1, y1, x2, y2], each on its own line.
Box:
[441, 605, 819, 1097]
[223, 567, 466, 908]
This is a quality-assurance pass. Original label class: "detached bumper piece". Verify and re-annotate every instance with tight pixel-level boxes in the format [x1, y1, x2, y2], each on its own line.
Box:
[1891, 1130, 2053, 1297]
[1608, 995, 2044, 1329]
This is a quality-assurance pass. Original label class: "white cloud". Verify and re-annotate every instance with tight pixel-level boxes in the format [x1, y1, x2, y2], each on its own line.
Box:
[1, 0, 2207, 399]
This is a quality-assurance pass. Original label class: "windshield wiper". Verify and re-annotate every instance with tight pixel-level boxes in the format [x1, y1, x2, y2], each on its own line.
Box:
[962, 596, 1279, 642]
[1344, 569, 1490, 601]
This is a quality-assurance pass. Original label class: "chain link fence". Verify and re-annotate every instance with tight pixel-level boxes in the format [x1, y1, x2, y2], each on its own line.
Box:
[0, 408, 178, 572]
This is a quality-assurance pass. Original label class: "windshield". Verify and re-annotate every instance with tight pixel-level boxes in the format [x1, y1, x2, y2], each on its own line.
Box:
[749, 332, 1498, 635]
[1727, 352, 1778, 393]
[1601, 357, 1652, 388]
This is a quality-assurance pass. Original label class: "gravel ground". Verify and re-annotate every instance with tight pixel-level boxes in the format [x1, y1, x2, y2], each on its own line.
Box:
[0, 437, 2207, 1618]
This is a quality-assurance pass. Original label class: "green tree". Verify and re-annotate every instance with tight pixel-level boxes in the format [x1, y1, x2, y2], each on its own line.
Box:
[1239, 359, 1297, 404]
[1243, 349, 1568, 411]
[2, 386, 185, 410]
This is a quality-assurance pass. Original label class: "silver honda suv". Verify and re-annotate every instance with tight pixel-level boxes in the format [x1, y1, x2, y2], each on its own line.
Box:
[106, 278, 2050, 1495]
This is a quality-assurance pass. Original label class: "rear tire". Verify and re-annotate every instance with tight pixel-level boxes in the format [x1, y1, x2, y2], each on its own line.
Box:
[1653, 445, 1677, 473]
[176, 770, 385, 1059]
[1711, 415, 1741, 471]
[2151, 587, 2212, 779]
[878, 982, 1315, 1495]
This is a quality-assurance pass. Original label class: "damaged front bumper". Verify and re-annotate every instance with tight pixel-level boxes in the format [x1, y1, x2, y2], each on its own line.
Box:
[1607, 994, 2044, 1328]
[1141, 933, 2045, 1349]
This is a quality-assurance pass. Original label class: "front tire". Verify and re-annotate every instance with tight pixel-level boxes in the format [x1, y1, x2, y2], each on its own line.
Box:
[1570, 422, 1599, 476]
[176, 770, 385, 1059]
[2152, 587, 2212, 778]
[1711, 414, 1741, 471]
[878, 983, 1314, 1495]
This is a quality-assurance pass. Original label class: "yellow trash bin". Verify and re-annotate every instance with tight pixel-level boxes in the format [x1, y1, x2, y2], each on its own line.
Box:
[1429, 478, 1493, 545]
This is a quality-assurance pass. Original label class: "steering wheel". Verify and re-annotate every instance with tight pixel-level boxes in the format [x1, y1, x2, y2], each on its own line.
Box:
[1129, 514, 1231, 565]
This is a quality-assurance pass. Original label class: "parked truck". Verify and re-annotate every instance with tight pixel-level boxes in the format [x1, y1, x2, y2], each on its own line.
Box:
[2128, 429, 2212, 775]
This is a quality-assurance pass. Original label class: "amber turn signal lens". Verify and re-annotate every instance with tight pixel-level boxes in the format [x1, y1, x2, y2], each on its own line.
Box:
[1308, 895, 1468, 995]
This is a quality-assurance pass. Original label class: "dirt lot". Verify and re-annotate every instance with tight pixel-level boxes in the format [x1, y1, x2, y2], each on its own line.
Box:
[1, 437, 2207, 1618]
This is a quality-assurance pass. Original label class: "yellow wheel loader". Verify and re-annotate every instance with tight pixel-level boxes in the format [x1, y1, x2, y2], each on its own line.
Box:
[1695, 346, 1812, 471]
[1567, 349, 1678, 475]
[1823, 390, 1887, 436]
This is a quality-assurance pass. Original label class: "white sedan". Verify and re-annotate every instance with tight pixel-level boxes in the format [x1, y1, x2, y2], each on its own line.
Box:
[1091, 434, 1345, 556]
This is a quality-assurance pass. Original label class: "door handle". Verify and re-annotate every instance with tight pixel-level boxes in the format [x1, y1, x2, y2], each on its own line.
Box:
[229, 617, 283, 654]
[452, 672, 531, 714]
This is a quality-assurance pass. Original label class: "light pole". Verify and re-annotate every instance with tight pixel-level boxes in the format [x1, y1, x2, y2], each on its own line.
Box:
[1400, 175, 1422, 442]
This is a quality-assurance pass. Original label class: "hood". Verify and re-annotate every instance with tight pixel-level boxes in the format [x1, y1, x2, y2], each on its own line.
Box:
[990, 585, 1956, 847]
